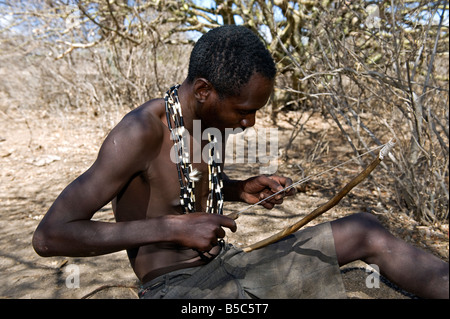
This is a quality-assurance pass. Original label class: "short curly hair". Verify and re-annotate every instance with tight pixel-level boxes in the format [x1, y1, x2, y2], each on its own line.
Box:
[187, 25, 276, 98]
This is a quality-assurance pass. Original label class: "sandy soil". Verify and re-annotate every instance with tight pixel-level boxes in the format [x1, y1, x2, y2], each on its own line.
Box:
[0, 107, 448, 299]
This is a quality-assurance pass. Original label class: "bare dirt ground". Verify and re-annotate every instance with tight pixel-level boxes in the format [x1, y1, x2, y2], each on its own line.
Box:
[0, 107, 448, 299]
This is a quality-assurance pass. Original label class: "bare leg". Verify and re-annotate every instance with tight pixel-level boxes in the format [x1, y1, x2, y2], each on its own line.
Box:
[331, 212, 449, 299]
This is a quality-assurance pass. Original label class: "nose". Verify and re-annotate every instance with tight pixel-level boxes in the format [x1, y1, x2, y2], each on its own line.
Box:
[240, 114, 256, 128]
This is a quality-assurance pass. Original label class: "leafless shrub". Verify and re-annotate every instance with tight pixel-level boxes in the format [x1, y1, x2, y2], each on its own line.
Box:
[0, 0, 191, 114]
[1, 0, 448, 225]
[272, 1, 449, 225]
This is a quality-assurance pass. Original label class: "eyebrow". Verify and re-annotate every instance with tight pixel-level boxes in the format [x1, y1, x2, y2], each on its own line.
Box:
[239, 107, 259, 114]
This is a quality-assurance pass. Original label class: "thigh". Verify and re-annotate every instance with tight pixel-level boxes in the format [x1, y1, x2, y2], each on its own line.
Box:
[230, 222, 346, 298]
[141, 222, 347, 299]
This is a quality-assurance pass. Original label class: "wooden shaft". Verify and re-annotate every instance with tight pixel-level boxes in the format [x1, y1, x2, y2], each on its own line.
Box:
[242, 156, 382, 253]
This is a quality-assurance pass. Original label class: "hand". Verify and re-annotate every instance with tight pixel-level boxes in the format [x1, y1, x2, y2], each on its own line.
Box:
[168, 213, 237, 251]
[239, 175, 296, 209]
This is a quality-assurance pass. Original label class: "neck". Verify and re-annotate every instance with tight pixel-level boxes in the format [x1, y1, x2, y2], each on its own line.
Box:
[176, 80, 198, 135]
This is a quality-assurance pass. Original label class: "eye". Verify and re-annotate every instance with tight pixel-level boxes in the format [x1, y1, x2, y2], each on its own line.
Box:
[238, 110, 256, 116]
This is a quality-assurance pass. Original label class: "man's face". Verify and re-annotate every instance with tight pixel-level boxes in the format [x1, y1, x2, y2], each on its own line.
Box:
[200, 73, 274, 132]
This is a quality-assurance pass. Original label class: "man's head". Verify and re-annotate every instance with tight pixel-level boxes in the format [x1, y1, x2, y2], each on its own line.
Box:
[187, 25, 276, 99]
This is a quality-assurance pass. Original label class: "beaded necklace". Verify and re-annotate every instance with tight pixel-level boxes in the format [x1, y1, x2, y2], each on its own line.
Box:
[164, 85, 224, 215]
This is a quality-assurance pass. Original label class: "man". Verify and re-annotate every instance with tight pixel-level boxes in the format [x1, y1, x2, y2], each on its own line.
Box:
[32, 25, 448, 299]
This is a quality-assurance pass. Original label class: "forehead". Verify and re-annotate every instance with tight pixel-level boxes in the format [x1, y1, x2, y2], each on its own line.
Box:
[225, 73, 274, 109]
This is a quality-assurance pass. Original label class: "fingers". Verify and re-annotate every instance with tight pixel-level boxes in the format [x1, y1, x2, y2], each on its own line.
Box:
[173, 213, 237, 251]
[258, 188, 281, 204]
[197, 214, 236, 251]
[259, 175, 296, 195]
[269, 175, 296, 195]
[258, 175, 285, 193]
[216, 214, 237, 233]
[255, 175, 296, 209]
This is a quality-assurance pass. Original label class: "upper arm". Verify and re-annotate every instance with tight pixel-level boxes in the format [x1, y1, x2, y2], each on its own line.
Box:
[44, 109, 164, 223]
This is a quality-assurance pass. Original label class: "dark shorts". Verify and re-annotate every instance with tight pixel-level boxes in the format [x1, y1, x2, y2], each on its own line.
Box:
[139, 222, 346, 299]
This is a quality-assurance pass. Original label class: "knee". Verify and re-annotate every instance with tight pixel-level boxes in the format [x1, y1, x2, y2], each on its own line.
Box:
[352, 212, 393, 257]
[352, 212, 383, 230]
[331, 212, 391, 265]
[336, 212, 383, 234]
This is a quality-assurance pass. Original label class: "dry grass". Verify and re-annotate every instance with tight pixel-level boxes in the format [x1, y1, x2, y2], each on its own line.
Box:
[1, 107, 447, 298]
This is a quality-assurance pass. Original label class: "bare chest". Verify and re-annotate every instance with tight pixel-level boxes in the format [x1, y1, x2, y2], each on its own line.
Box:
[146, 132, 211, 216]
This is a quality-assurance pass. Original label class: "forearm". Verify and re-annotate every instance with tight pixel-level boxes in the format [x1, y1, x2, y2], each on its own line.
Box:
[32, 216, 172, 257]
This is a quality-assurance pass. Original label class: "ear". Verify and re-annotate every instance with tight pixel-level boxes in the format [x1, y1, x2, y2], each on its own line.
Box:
[193, 78, 215, 103]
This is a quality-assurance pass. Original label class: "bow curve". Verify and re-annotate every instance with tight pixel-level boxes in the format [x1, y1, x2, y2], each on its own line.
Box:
[240, 138, 396, 253]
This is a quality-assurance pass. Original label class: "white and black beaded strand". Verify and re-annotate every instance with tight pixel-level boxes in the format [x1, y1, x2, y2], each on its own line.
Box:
[207, 133, 224, 215]
[164, 85, 224, 215]
[164, 85, 195, 213]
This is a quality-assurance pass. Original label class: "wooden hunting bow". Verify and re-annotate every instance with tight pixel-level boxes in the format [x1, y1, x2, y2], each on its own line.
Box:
[231, 138, 396, 253]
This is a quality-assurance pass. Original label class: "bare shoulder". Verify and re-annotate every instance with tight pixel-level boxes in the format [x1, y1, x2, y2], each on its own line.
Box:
[118, 99, 164, 134]
[94, 99, 167, 172]
[108, 99, 165, 150]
